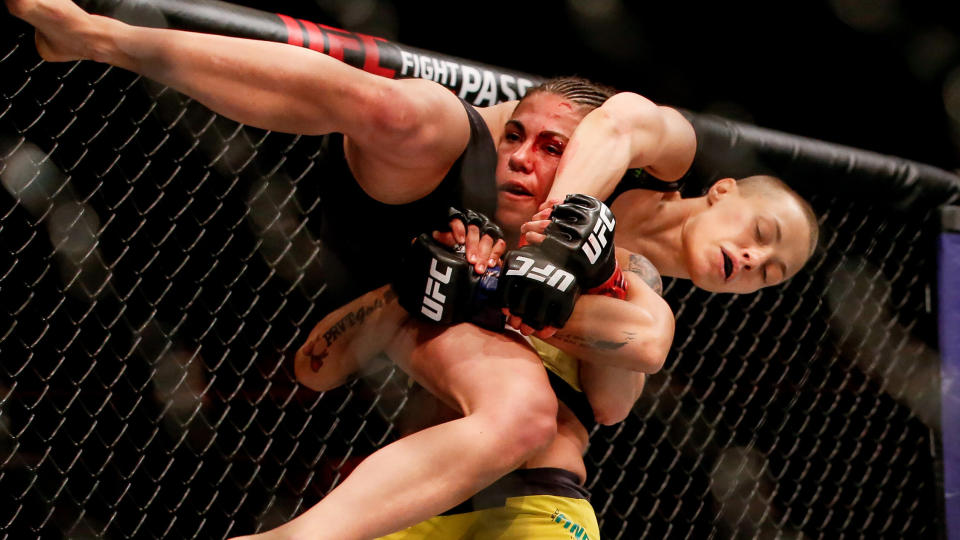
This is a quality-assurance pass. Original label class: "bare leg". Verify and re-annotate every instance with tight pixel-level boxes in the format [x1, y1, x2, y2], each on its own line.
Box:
[257, 323, 558, 540]
[294, 285, 406, 391]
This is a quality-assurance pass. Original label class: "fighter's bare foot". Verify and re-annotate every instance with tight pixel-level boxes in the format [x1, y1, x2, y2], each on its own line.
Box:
[294, 285, 405, 391]
[6, 0, 97, 62]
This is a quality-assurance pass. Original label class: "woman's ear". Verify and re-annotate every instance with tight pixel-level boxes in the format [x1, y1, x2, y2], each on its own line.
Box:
[706, 177, 738, 205]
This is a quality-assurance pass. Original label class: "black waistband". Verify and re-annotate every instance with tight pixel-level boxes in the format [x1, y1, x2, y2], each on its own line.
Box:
[440, 467, 589, 516]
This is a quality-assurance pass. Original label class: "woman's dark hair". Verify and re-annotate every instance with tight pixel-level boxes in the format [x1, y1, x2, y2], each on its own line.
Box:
[522, 76, 618, 110]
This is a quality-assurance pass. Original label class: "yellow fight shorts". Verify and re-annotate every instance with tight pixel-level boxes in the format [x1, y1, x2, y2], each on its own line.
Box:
[378, 467, 600, 539]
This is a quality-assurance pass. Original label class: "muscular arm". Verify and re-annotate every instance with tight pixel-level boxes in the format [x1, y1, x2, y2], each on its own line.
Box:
[544, 248, 674, 373]
[546, 92, 697, 202]
[7, 0, 470, 203]
[557, 250, 668, 425]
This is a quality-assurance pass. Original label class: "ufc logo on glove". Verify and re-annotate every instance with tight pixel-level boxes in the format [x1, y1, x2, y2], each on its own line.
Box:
[582, 206, 615, 264]
[504, 255, 576, 292]
[421, 258, 452, 321]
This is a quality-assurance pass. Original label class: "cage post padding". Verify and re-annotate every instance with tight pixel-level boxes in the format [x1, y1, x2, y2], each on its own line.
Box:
[941, 205, 960, 540]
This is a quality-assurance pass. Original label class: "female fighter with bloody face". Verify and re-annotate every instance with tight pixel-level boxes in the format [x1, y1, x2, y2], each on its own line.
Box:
[289, 174, 817, 539]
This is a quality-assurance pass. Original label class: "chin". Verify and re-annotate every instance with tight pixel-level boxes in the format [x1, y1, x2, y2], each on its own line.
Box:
[692, 276, 720, 293]
[496, 203, 532, 226]
[691, 262, 724, 293]
[494, 209, 525, 233]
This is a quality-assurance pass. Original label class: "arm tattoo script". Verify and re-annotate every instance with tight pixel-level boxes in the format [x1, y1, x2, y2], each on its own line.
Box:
[551, 331, 630, 351]
[549, 253, 661, 353]
[322, 288, 397, 347]
[626, 253, 663, 295]
[309, 287, 398, 372]
[548, 254, 661, 356]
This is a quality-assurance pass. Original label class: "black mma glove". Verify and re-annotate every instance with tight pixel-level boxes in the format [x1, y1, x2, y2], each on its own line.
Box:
[541, 194, 618, 290]
[497, 247, 581, 331]
[392, 233, 502, 328]
[447, 207, 504, 243]
[496, 194, 625, 330]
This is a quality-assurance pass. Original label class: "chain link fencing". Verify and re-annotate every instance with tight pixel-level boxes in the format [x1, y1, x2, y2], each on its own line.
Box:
[0, 17, 946, 539]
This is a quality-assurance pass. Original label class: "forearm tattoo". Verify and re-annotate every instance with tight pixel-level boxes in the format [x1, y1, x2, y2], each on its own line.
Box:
[549, 253, 662, 353]
[310, 349, 329, 372]
[551, 331, 630, 351]
[626, 253, 663, 295]
[309, 287, 397, 372]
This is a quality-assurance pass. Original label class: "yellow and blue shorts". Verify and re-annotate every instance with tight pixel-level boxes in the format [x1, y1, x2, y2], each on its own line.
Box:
[378, 467, 600, 539]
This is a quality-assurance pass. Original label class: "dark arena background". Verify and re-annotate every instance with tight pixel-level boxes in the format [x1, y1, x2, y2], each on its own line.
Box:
[2, 0, 960, 538]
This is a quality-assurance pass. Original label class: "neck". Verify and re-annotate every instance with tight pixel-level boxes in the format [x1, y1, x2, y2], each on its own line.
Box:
[614, 192, 707, 279]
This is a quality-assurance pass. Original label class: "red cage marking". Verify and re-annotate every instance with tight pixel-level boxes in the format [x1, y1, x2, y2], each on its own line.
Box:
[298, 20, 326, 53]
[318, 23, 363, 61]
[300, 20, 397, 79]
[278, 13, 397, 79]
[276, 13, 303, 47]
[357, 35, 396, 78]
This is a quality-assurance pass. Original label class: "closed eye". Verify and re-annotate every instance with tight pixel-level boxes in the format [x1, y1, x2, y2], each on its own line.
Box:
[765, 263, 786, 284]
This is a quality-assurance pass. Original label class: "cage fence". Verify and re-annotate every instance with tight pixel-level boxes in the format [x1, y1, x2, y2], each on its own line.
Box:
[0, 15, 948, 540]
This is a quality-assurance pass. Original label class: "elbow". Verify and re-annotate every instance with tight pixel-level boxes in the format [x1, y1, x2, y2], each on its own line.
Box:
[588, 389, 633, 425]
[642, 348, 667, 375]
[587, 370, 647, 426]
[635, 314, 674, 374]
[598, 92, 662, 136]
[594, 93, 669, 164]
[638, 336, 669, 374]
[593, 403, 632, 426]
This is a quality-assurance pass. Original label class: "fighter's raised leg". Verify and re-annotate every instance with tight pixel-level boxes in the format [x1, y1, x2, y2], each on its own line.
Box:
[269, 322, 559, 539]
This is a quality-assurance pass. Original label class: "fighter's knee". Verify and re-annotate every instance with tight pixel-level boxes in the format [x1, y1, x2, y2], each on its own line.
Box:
[513, 405, 558, 454]
[485, 389, 558, 459]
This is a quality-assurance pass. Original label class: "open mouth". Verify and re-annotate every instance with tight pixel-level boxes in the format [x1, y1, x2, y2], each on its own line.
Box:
[501, 182, 534, 197]
[722, 250, 734, 280]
